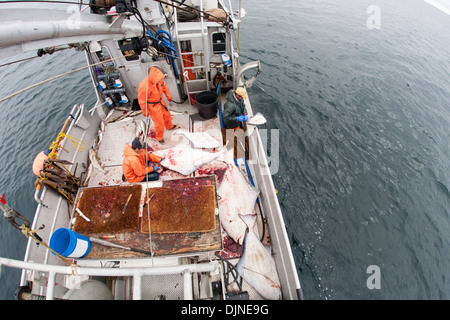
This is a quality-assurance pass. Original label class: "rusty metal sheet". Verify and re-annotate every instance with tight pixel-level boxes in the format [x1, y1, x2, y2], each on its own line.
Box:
[79, 176, 223, 258]
[73, 184, 142, 234]
[141, 184, 217, 234]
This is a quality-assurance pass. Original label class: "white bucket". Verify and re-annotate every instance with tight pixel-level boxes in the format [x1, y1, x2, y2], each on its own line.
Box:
[222, 53, 231, 67]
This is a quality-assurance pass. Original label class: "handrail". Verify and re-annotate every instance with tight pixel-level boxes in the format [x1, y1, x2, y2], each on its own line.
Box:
[233, 60, 261, 89]
[0, 257, 219, 300]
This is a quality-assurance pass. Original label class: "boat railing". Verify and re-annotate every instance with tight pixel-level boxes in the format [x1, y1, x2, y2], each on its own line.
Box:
[247, 127, 303, 300]
[0, 256, 220, 300]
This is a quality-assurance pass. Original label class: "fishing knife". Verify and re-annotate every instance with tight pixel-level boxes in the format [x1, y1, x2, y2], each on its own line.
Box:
[122, 194, 132, 215]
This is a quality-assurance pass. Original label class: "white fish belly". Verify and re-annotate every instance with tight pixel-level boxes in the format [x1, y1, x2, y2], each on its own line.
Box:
[217, 163, 258, 245]
[237, 229, 282, 300]
[155, 144, 225, 175]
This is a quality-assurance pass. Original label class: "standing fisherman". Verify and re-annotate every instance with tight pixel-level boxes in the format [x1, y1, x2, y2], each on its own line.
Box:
[137, 67, 179, 144]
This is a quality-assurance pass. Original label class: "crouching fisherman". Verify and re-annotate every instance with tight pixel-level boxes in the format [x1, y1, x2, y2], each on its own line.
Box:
[122, 138, 164, 183]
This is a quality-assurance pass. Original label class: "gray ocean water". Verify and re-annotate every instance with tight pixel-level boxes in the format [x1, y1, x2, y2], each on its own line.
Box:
[0, 0, 449, 300]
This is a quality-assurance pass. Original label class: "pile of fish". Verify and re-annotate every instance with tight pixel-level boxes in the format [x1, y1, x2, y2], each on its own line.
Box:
[159, 145, 281, 299]
[216, 151, 281, 299]
[236, 214, 281, 300]
[154, 143, 227, 176]
[216, 152, 259, 245]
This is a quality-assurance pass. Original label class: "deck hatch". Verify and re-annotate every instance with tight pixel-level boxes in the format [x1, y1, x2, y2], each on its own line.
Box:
[73, 184, 142, 234]
[141, 184, 217, 234]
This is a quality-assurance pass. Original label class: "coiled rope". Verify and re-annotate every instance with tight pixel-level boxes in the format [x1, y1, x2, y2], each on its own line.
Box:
[21, 224, 78, 267]
[48, 132, 86, 159]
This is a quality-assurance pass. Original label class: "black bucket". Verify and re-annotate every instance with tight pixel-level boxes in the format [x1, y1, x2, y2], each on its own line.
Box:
[195, 91, 218, 120]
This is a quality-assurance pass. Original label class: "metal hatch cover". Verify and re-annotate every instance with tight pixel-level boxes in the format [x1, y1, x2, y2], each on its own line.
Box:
[73, 184, 142, 234]
[141, 184, 217, 234]
[73, 176, 223, 258]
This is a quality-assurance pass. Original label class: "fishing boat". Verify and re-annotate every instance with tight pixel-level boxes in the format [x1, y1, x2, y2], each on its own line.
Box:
[0, 0, 302, 300]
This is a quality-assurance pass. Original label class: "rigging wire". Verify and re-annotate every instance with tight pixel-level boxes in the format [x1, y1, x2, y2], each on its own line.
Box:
[0, 46, 72, 68]
[0, 0, 106, 7]
[0, 53, 131, 103]
[0, 55, 40, 68]
[143, 71, 155, 265]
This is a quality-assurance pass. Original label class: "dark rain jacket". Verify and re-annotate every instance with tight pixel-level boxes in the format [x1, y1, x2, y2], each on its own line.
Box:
[223, 89, 247, 129]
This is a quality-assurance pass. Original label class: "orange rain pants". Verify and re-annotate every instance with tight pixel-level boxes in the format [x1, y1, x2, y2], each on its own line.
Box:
[137, 67, 174, 141]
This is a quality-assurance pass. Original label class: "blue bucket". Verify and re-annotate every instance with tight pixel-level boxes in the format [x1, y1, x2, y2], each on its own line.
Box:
[49, 228, 91, 258]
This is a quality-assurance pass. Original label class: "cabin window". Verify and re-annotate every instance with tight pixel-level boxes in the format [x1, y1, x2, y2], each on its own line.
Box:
[212, 32, 226, 54]
[96, 46, 115, 66]
[118, 39, 141, 61]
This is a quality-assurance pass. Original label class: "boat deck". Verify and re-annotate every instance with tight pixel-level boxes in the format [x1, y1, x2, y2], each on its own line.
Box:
[74, 97, 258, 260]
[22, 95, 272, 300]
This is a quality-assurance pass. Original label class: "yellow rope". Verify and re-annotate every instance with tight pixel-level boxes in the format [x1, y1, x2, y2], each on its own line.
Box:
[61, 133, 86, 152]
[48, 132, 86, 159]
[21, 225, 78, 267]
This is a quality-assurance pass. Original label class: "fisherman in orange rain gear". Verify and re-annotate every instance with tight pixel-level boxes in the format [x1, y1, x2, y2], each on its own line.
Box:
[138, 67, 180, 144]
[122, 138, 164, 183]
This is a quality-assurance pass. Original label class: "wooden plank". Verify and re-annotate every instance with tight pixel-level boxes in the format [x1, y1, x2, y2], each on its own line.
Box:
[84, 214, 222, 258]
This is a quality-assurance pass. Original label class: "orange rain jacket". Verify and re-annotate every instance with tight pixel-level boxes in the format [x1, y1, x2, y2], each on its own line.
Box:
[137, 68, 173, 141]
[122, 144, 162, 183]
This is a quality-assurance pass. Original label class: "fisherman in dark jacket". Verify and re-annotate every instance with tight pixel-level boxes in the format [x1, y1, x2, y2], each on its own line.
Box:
[223, 87, 249, 129]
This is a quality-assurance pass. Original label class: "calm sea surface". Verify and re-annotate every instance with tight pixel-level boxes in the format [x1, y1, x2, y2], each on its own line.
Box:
[1, 0, 449, 299]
